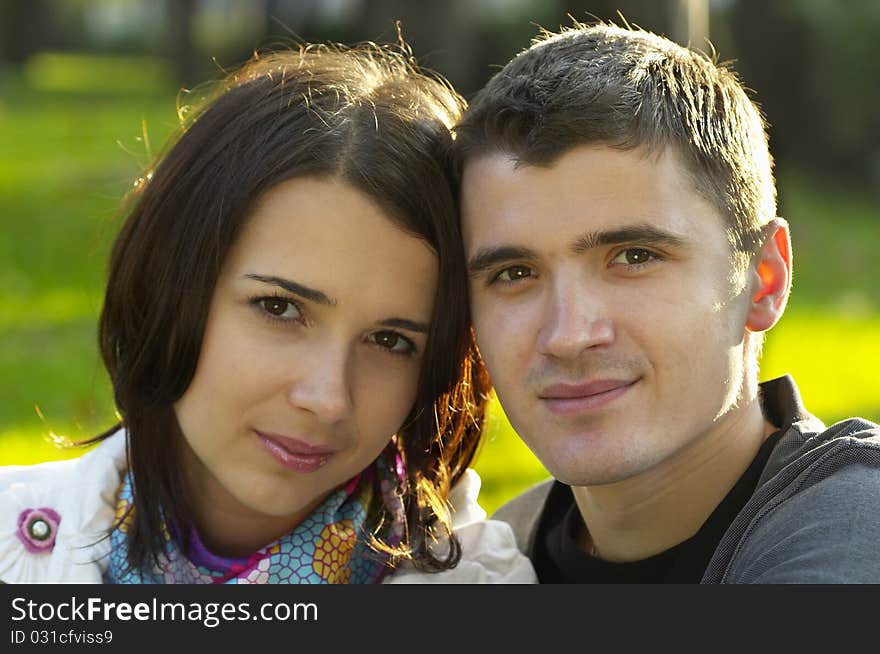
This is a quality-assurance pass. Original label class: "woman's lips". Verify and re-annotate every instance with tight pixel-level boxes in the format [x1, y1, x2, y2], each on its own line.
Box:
[539, 379, 639, 415]
[255, 430, 336, 473]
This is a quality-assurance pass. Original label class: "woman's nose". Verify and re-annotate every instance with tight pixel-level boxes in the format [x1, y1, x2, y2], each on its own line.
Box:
[286, 344, 354, 424]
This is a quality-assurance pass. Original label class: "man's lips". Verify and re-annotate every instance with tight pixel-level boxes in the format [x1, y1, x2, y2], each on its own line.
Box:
[255, 430, 337, 472]
[540, 379, 637, 399]
[538, 378, 639, 415]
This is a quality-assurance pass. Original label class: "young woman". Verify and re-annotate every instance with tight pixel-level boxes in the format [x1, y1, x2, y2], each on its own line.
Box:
[0, 44, 535, 584]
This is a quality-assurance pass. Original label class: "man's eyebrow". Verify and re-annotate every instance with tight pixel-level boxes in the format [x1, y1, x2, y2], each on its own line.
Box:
[571, 224, 688, 254]
[467, 246, 538, 277]
[378, 318, 430, 334]
[243, 274, 337, 307]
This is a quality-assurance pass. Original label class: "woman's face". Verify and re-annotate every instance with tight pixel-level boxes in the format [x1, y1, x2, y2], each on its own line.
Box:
[174, 176, 438, 552]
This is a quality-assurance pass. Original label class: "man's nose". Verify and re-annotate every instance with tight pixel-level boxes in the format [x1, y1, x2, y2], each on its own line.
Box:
[536, 281, 615, 359]
[286, 344, 353, 424]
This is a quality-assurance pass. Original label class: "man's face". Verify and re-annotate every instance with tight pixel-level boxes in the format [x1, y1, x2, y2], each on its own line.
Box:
[462, 144, 755, 486]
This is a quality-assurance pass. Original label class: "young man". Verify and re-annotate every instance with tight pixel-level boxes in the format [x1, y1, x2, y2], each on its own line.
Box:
[455, 22, 880, 582]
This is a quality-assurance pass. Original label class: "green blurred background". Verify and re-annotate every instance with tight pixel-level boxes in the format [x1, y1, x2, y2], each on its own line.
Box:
[1, 0, 878, 515]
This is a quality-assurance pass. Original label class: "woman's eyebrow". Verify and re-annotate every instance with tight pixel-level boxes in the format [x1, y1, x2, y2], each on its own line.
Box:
[378, 318, 430, 334]
[243, 274, 337, 307]
[245, 275, 427, 331]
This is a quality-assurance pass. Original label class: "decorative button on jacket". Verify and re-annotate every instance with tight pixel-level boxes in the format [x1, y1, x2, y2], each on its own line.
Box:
[17, 507, 61, 553]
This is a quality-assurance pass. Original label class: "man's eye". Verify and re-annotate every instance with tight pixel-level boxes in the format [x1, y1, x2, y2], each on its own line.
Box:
[258, 297, 302, 320]
[611, 248, 659, 266]
[369, 331, 415, 356]
[492, 265, 535, 283]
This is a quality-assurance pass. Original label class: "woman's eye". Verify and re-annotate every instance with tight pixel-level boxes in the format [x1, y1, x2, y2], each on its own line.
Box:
[369, 331, 415, 356]
[259, 297, 301, 320]
[611, 247, 658, 266]
[493, 265, 534, 283]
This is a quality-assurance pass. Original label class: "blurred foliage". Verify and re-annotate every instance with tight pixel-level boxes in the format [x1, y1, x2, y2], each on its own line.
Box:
[3, 1, 879, 183]
[721, 0, 880, 186]
[0, 57, 179, 461]
[23, 52, 174, 94]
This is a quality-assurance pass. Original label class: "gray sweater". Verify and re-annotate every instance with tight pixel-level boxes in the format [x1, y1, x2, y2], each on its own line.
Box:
[493, 378, 880, 583]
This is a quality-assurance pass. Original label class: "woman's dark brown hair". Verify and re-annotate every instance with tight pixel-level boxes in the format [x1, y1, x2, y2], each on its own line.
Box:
[96, 43, 490, 575]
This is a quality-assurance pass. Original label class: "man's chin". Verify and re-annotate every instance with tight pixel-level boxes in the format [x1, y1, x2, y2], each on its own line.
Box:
[534, 444, 646, 488]
[548, 467, 631, 488]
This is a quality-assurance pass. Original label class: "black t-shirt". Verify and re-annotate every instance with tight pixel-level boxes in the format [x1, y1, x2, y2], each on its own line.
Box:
[532, 430, 785, 583]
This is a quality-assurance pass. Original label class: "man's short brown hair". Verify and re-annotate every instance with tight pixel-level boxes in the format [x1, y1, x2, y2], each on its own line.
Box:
[455, 22, 777, 267]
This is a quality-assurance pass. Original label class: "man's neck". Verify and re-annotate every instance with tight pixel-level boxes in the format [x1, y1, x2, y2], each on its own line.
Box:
[570, 393, 775, 562]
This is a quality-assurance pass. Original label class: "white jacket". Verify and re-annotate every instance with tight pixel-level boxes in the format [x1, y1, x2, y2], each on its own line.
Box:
[0, 431, 535, 584]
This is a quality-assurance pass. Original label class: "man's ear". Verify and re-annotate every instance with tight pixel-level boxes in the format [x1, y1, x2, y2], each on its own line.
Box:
[746, 217, 792, 333]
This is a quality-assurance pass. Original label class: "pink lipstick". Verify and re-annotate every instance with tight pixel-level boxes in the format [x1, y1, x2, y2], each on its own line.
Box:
[255, 430, 336, 473]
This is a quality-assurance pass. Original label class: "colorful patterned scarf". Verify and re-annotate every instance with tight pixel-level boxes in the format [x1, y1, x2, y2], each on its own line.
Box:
[105, 452, 406, 584]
